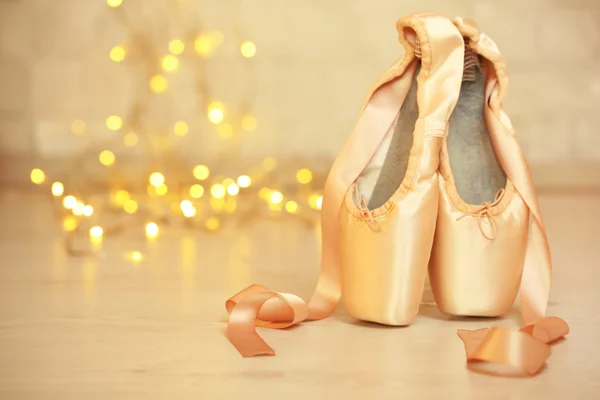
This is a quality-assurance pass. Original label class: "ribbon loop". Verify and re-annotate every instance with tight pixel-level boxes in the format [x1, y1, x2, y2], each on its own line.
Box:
[225, 285, 309, 356]
[457, 317, 569, 377]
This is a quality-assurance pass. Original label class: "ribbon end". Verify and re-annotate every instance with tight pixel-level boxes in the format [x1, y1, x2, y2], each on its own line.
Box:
[520, 316, 569, 344]
[457, 328, 491, 359]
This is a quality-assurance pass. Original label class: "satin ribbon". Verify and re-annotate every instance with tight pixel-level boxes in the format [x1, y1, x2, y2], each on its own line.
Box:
[226, 285, 308, 356]
[457, 317, 569, 376]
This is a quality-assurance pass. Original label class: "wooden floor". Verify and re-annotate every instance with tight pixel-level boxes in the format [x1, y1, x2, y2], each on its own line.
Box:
[0, 191, 599, 399]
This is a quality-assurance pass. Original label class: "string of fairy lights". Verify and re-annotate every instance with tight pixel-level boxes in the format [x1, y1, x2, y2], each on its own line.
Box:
[28, 0, 329, 259]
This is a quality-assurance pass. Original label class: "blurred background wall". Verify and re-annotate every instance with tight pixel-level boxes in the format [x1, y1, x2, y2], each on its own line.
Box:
[1, 0, 599, 186]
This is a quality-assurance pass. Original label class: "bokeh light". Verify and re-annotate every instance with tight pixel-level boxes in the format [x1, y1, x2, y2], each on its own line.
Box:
[190, 184, 205, 198]
[149, 75, 168, 93]
[30, 168, 46, 184]
[296, 168, 313, 184]
[106, 115, 123, 131]
[169, 39, 184, 55]
[193, 165, 210, 180]
[237, 175, 251, 188]
[99, 150, 116, 166]
[174, 121, 188, 136]
[149, 172, 165, 187]
[240, 41, 257, 58]
[211, 183, 226, 199]
[51, 182, 64, 196]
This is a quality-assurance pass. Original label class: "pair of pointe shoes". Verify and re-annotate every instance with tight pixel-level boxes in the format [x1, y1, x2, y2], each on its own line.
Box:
[340, 14, 546, 326]
[225, 15, 565, 370]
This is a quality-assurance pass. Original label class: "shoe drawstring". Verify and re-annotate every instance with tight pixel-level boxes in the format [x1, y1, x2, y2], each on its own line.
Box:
[352, 184, 380, 232]
[456, 189, 505, 240]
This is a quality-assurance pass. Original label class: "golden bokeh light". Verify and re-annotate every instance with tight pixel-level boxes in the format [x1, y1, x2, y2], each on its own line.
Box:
[51, 182, 64, 196]
[296, 168, 313, 184]
[30, 168, 45, 184]
[71, 119, 86, 134]
[149, 172, 165, 187]
[194, 35, 213, 56]
[259, 187, 271, 200]
[63, 217, 77, 232]
[237, 175, 251, 188]
[145, 222, 159, 238]
[123, 132, 138, 147]
[130, 251, 143, 263]
[106, 0, 123, 8]
[193, 165, 210, 180]
[90, 226, 104, 239]
[115, 190, 130, 205]
[106, 115, 123, 131]
[242, 115, 257, 131]
[285, 200, 299, 214]
[309, 194, 323, 210]
[208, 103, 224, 124]
[83, 205, 94, 217]
[217, 123, 233, 138]
[174, 121, 188, 136]
[211, 183, 226, 199]
[169, 39, 184, 55]
[63, 195, 77, 209]
[109, 46, 126, 62]
[149, 75, 168, 93]
[180, 200, 196, 217]
[194, 31, 223, 57]
[205, 217, 220, 231]
[240, 41, 257, 58]
[190, 184, 205, 198]
[269, 190, 283, 204]
[99, 150, 116, 166]
[124, 199, 138, 214]
[73, 201, 85, 216]
[155, 184, 168, 196]
[227, 183, 240, 196]
[161, 54, 179, 72]
[223, 178, 234, 187]
[317, 196, 323, 209]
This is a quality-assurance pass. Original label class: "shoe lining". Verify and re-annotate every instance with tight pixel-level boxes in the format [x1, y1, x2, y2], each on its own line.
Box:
[365, 64, 420, 209]
[356, 53, 507, 210]
[447, 65, 506, 205]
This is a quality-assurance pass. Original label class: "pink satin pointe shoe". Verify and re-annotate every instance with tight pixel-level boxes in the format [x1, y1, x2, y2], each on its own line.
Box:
[339, 14, 466, 326]
[224, 16, 564, 370]
[428, 18, 551, 321]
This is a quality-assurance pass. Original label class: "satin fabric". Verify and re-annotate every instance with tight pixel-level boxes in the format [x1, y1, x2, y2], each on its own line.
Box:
[224, 14, 569, 378]
[341, 118, 442, 325]
[452, 17, 552, 325]
[340, 16, 466, 324]
[430, 179, 530, 317]
[449, 17, 568, 376]
[457, 317, 569, 376]
[224, 13, 465, 356]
